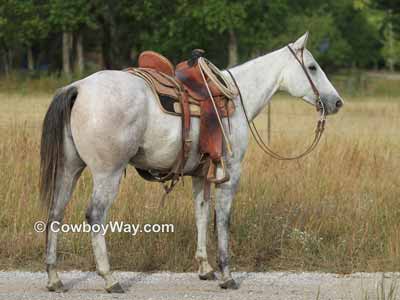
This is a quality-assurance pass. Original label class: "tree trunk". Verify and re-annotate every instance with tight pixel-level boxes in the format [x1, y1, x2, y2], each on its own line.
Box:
[7, 49, 13, 75]
[101, 24, 112, 69]
[75, 31, 84, 75]
[130, 48, 138, 65]
[388, 11, 395, 72]
[2, 52, 9, 77]
[27, 46, 34, 71]
[99, 11, 117, 69]
[62, 31, 72, 76]
[228, 29, 238, 67]
[250, 49, 261, 59]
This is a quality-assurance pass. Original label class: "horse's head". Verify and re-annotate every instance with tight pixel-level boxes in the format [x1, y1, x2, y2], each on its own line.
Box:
[280, 32, 344, 115]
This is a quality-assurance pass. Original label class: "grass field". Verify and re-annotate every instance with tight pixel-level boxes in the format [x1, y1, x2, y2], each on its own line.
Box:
[0, 88, 399, 275]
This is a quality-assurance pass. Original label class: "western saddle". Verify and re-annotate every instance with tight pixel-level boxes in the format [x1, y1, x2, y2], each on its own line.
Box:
[125, 49, 237, 201]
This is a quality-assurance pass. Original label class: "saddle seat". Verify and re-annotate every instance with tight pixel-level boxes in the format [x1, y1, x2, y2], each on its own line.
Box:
[137, 50, 229, 103]
[125, 49, 236, 197]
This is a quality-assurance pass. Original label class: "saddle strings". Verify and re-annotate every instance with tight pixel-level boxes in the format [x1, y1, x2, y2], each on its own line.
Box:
[197, 57, 239, 156]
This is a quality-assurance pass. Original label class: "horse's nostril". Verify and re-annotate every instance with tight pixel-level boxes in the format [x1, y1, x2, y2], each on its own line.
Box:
[336, 100, 343, 108]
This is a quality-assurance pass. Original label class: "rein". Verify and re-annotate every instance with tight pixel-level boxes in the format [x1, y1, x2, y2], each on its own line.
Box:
[226, 45, 326, 161]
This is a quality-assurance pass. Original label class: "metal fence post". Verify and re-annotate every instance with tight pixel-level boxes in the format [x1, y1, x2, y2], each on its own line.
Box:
[267, 102, 271, 144]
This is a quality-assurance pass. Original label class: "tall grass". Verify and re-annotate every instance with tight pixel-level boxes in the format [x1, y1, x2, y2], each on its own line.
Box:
[0, 91, 399, 273]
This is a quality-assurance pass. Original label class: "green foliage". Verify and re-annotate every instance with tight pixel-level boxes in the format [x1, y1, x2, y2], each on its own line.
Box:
[371, 0, 400, 69]
[190, 0, 247, 33]
[332, 1, 382, 68]
[0, 0, 399, 72]
[283, 11, 351, 69]
[239, 0, 291, 53]
[381, 26, 400, 68]
[0, 0, 48, 48]
[48, 0, 95, 31]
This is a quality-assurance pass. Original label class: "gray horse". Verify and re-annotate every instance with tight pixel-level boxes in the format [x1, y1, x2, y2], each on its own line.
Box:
[40, 32, 343, 293]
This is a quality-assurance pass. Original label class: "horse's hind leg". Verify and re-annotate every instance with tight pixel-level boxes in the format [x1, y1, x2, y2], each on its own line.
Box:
[86, 168, 125, 293]
[46, 135, 85, 292]
[192, 177, 216, 280]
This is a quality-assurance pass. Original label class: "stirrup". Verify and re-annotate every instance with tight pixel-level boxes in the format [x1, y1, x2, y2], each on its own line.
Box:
[206, 159, 230, 184]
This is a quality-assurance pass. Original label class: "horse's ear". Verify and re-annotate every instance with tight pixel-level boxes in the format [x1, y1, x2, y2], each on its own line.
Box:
[292, 32, 309, 51]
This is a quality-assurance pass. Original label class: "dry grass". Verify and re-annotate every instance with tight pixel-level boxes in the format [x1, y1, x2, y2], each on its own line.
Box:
[0, 91, 399, 274]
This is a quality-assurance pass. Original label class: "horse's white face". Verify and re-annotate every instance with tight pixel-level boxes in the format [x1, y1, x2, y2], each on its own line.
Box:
[280, 32, 344, 115]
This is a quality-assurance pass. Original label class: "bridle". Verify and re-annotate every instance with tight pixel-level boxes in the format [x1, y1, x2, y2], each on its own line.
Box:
[286, 45, 326, 116]
[226, 45, 326, 160]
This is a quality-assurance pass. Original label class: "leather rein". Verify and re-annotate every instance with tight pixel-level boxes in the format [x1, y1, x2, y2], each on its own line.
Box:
[226, 45, 326, 161]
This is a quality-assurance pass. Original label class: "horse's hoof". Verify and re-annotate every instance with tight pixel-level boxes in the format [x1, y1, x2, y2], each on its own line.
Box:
[199, 271, 216, 281]
[47, 280, 67, 293]
[106, 282, 125, 293]
[219, 278, 239, 289]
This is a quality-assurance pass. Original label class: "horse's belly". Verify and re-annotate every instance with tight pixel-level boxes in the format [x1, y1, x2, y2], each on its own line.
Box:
[130, 116, 201, 172]
[130, 137, 180, 170]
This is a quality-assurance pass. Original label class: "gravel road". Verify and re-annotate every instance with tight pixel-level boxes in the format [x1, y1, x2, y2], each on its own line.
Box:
[0, 271, 398, 300]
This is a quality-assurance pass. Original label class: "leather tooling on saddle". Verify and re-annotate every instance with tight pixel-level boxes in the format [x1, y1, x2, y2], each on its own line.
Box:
[125, 49, 237, 202]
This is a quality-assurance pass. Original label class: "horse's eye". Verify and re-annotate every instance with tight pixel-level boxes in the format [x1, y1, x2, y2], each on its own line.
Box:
[308, 65, 317, 71]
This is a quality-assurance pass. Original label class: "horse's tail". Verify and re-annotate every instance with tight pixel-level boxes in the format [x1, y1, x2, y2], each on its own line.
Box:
[40, 86, 78, 209]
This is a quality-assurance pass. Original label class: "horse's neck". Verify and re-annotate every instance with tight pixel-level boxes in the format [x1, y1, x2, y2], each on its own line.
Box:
[228, 48, 287, 120]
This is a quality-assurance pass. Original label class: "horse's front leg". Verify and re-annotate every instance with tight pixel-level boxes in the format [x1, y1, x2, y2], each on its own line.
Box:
[192, 177, 216, 280]
[215, 162, 241, 289]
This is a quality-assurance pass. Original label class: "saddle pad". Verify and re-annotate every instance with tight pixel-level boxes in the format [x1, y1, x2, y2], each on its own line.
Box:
[125, 68, 235, 118]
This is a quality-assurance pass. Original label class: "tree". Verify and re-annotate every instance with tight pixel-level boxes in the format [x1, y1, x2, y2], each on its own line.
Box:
[371, 0, 400, 70]
[329, 0, 381, 68]
[0, 0, 48, 75]
[91, 0, 133, 69]
[48, 0, 94, 75]
[380, 10, 400, 71]
[188, 0, 247, 66]
[0, 0, 395, 75]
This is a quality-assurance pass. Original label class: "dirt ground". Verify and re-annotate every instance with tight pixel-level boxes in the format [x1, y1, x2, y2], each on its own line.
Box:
[0, 271, 398, 300]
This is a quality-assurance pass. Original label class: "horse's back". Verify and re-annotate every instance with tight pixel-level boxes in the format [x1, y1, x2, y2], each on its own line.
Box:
[68, 70, 198, 173]
[70, 70, 150, 172]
